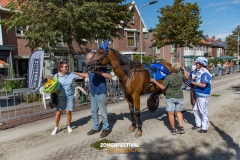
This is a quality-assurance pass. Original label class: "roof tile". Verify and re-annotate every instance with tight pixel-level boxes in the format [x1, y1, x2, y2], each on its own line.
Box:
[0, 0, 9, 7]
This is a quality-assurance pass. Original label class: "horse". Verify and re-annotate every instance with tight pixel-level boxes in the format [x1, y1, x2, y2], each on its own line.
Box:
[87, 47, 172, 137]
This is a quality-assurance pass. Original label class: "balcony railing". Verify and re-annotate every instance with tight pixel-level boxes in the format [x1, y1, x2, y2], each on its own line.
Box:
[195, 51, 205, 57]
[184, 50, 194, 56]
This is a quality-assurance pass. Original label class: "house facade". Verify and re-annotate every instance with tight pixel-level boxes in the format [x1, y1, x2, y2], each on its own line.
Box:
[1, 1, 150, 77]
[145, 30, 227, 68]
[0, 3, 15, 76]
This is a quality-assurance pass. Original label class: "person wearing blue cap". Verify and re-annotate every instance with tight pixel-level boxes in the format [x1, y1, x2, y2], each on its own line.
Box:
[182, 57, 212, 133]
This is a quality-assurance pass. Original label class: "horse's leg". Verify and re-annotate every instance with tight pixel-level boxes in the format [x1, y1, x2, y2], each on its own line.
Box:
[133, 94, 142, 137]
[135, 111, 142, 137]
[129, 104, 136, 132]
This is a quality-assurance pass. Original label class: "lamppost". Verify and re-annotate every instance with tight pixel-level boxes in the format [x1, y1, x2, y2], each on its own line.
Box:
[140, 0, 158, 63]
[238, 31, 239, 72]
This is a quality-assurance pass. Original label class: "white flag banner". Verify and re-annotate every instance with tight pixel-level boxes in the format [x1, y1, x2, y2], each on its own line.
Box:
[28, 50, 44, 90]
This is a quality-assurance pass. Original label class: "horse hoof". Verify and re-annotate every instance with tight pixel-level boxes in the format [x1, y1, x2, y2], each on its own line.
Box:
[134, 130, 142, 137]
[128, 126, 135, 133]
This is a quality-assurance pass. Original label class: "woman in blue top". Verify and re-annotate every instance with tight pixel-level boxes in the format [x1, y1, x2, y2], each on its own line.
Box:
[182, 57, 212, 133]
[51, 62, 80, 135]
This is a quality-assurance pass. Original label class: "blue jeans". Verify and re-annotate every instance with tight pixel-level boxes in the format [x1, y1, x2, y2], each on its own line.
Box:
[91, 93, 109, 130]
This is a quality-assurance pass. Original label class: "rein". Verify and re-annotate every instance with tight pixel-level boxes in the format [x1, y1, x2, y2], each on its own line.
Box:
[97, 65, 148, 72]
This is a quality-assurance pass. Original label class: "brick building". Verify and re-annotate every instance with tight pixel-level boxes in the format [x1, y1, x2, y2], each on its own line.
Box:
[0, 1, 150, 77]
[145, 30, 227, 68]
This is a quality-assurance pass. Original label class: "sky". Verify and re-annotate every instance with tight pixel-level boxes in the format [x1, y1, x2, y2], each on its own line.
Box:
[125, 0, 240, 41]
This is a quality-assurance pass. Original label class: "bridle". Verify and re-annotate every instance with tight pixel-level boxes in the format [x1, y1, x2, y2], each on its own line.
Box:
[88, 49, 109, 71]
[88, 48, 147, 72]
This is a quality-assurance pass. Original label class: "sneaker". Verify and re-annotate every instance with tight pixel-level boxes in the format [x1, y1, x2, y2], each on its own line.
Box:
[198, 129, 207, 133]
[177, 127, 185, 134]
[87, 129, 100, 135]
[51, 128, 58, 135]
[191, 126, 200, 130]
[67, 126, 73, 133]
[100, 130, 110, 138]
[171, 128, 177, 135]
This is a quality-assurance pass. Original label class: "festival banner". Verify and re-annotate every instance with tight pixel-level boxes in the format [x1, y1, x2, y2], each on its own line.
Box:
[28, 50, 44, 90]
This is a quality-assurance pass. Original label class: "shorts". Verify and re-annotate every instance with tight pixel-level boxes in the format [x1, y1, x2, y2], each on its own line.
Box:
[165, 98, 183, 112]
[57, 95, 75, 111]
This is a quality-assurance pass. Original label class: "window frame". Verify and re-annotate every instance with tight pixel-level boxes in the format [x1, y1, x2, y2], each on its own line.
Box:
[148, 47, 153, 55]
[171, 44, 175, 53]
[15, 26, 28, 36]
[196, 45, 201, 51]
[156, 47, 160, 55]
[127, 31, 137, 47]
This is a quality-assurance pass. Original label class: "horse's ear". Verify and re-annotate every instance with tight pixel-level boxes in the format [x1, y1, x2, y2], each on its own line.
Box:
[104, 39, 109, 50]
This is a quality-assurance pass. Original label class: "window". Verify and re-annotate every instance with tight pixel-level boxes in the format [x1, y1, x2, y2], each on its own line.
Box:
[156, 47, 160, 54]
[16, 26, 28, 36]
[144, 32, 148, 39]
[204, 46, 208, 52]
[148, 47, 153, 55]
[196, 45, 201, 51]
[171, 58, 176, 64]
[171, 44, 175, 53]
[184, 58, 194, 68]
[130, 16, 134, 24]
[127, 32, 137, 47]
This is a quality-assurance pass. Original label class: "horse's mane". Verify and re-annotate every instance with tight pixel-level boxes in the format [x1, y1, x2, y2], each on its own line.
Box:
[110, 48, 141, 75]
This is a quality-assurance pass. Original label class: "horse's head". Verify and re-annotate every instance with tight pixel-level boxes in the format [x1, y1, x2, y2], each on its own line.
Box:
[86, 48, 110, 72]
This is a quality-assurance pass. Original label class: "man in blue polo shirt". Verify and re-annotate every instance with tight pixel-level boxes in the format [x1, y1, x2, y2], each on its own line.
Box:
[73, 52, 112, 138]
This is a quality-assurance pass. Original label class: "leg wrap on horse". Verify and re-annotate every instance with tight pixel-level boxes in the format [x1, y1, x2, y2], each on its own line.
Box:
[129, 105, 136, 126]
[135, 111, 142, 130]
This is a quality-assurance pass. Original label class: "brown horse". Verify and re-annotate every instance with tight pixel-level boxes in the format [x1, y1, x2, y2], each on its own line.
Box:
[87, 48, 172, 137]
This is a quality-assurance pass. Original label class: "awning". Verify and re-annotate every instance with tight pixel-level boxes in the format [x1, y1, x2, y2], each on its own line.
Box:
[0, 45, 15, 50]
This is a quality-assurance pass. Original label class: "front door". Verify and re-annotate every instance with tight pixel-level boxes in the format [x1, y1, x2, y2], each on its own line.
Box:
[18, 59, 28, 76]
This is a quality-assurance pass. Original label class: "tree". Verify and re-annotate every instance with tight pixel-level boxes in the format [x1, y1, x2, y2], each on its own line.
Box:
[133, 55, 154, 63]
[153, 0, 203, 60]
[1, 0, 132, 69]
[225, 25, 240, 56]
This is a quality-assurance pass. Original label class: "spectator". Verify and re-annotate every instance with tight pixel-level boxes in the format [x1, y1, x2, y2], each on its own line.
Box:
[51, 62, 82, 135]
[51, 65, 58, 75]
[182, 57, 212, 133]
[223, 61, 229, 74]
[73, 52, 112, 138]
[216, 61, 222, 76]
[150, 62, 187, 135]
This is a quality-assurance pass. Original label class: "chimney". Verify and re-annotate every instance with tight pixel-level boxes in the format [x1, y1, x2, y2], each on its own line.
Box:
[205, 35, 208, 38]
[212, 36, 215, 39]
